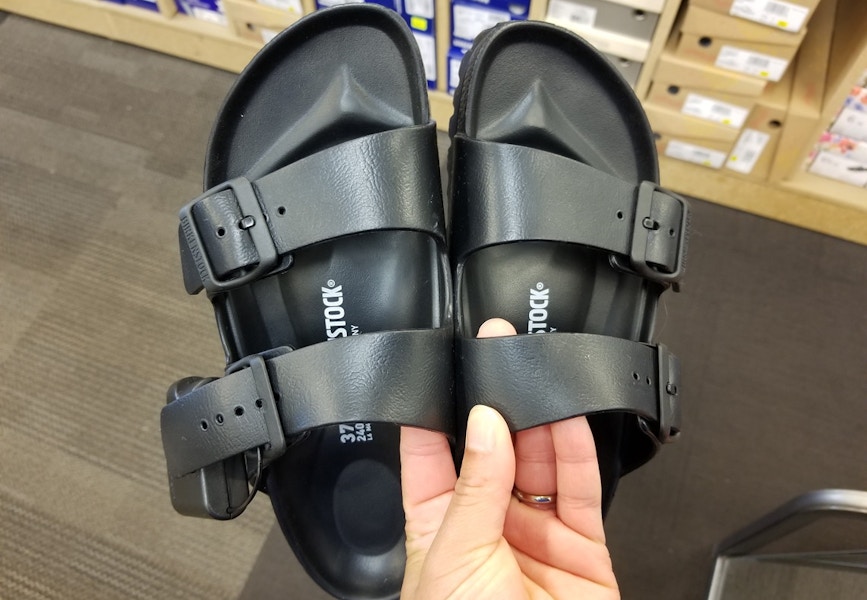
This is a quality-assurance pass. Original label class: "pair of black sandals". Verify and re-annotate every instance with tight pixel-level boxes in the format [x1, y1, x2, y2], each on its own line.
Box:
[160, 5, 688, 599]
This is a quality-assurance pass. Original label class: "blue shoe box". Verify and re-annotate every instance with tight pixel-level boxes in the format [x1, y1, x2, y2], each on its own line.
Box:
[402, 0, 437, 90]
[451, 0, 528, 49]
[175, 0, 228, 25]
[126, 0, 161, 10]
[448, 0, 527, 93]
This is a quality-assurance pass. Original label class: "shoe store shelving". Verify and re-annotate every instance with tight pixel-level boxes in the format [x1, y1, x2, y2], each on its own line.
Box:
[1, 0, 866, 245]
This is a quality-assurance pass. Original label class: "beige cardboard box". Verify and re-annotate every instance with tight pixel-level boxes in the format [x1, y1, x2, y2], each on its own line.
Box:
[768, 0, 837, 180]
[652, 112, 780, 175]
[674, 4, 806, 81]
[652, 41, 768, 96]
[721, 56, 793, 179]
[675, 32, 799, 81]
[723, 102, 786, 179]
[681, 4, 808, 45]
[655, 132, 734, 169]
[646, 81, 758, 128]
[689, 0, 821, 33]
[224, 0, 302, 43]
[649, 66, 793, 176]
[644, 102, 741, 143]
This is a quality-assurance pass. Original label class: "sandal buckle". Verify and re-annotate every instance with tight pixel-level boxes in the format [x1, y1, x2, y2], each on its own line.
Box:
[225, 347, 290, 467]
[656, 344, 682, 443]
[626, 181, 688, 288]
[179, 177, 279, 294]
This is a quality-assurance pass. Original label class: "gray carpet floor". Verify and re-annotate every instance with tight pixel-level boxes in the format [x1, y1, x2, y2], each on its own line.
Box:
[1, 12, 865, 600]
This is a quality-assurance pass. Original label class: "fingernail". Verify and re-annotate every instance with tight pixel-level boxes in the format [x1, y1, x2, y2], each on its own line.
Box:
[466, 405, 497, 453]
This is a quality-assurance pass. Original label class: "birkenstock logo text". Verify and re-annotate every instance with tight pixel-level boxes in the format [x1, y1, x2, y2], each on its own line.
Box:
[528, 283, 550, 334]
[180, 215, 209, 284]
[322, 280, 348, 339]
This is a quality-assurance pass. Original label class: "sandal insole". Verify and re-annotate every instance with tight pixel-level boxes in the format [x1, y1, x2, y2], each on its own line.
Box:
[201, 7, 444, 598]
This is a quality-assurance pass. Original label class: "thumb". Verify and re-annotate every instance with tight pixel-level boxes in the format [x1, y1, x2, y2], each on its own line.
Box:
[425, 405, 516, 561]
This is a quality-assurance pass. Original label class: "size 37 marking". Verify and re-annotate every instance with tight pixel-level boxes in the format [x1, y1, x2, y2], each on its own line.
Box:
[339, 423, 373, 444]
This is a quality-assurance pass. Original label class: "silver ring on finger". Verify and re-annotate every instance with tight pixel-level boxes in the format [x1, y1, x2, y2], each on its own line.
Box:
[512, 487, 557, 509]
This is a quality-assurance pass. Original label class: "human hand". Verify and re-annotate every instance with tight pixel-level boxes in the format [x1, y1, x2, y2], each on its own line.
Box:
[400, 318, 620, 599]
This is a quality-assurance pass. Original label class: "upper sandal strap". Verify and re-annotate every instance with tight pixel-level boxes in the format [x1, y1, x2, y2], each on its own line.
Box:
[450, 136, 688, 286]
[180, 123, 445, 294]
[458, 333, 681, 444]
[161, 326, 453, 480]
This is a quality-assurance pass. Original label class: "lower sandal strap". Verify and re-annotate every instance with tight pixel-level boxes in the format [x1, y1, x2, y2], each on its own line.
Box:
[161, 327, 453, 517]
[458, 332, 681, 443]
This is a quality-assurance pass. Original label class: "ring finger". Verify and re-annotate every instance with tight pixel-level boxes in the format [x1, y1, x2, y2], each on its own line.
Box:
[513, 424, 557, 502]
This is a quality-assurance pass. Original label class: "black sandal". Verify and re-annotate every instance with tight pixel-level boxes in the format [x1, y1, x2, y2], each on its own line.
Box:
[448, 20, 689, 513]
[160, 6, 452, 598]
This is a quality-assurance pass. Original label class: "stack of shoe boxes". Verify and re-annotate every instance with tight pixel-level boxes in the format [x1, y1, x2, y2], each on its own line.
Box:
[644, 0, 828, 180]
[448, 0, 531, 94]
[544, 0, 668, 88]
[804, 70, 867, 187]
[400, 0, 439, 90]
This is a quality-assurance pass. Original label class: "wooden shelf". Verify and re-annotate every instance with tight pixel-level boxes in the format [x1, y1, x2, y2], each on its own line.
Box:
[2, 0, 865, 245]
[660, 157, 867, 245]
[0, 0, 262, 71]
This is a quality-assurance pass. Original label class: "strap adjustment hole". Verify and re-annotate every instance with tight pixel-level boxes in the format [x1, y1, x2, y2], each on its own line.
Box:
[235, 406, 245, 417]
[200, 420, 208, 431]
[215, 413, 224, 425]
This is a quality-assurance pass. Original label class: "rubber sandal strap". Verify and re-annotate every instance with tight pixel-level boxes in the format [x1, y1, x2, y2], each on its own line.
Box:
[458, 333, 681, 444]
[162, 326, 453, 480]
[450, 136, 688, 286]
[180, 123, 444, 294]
